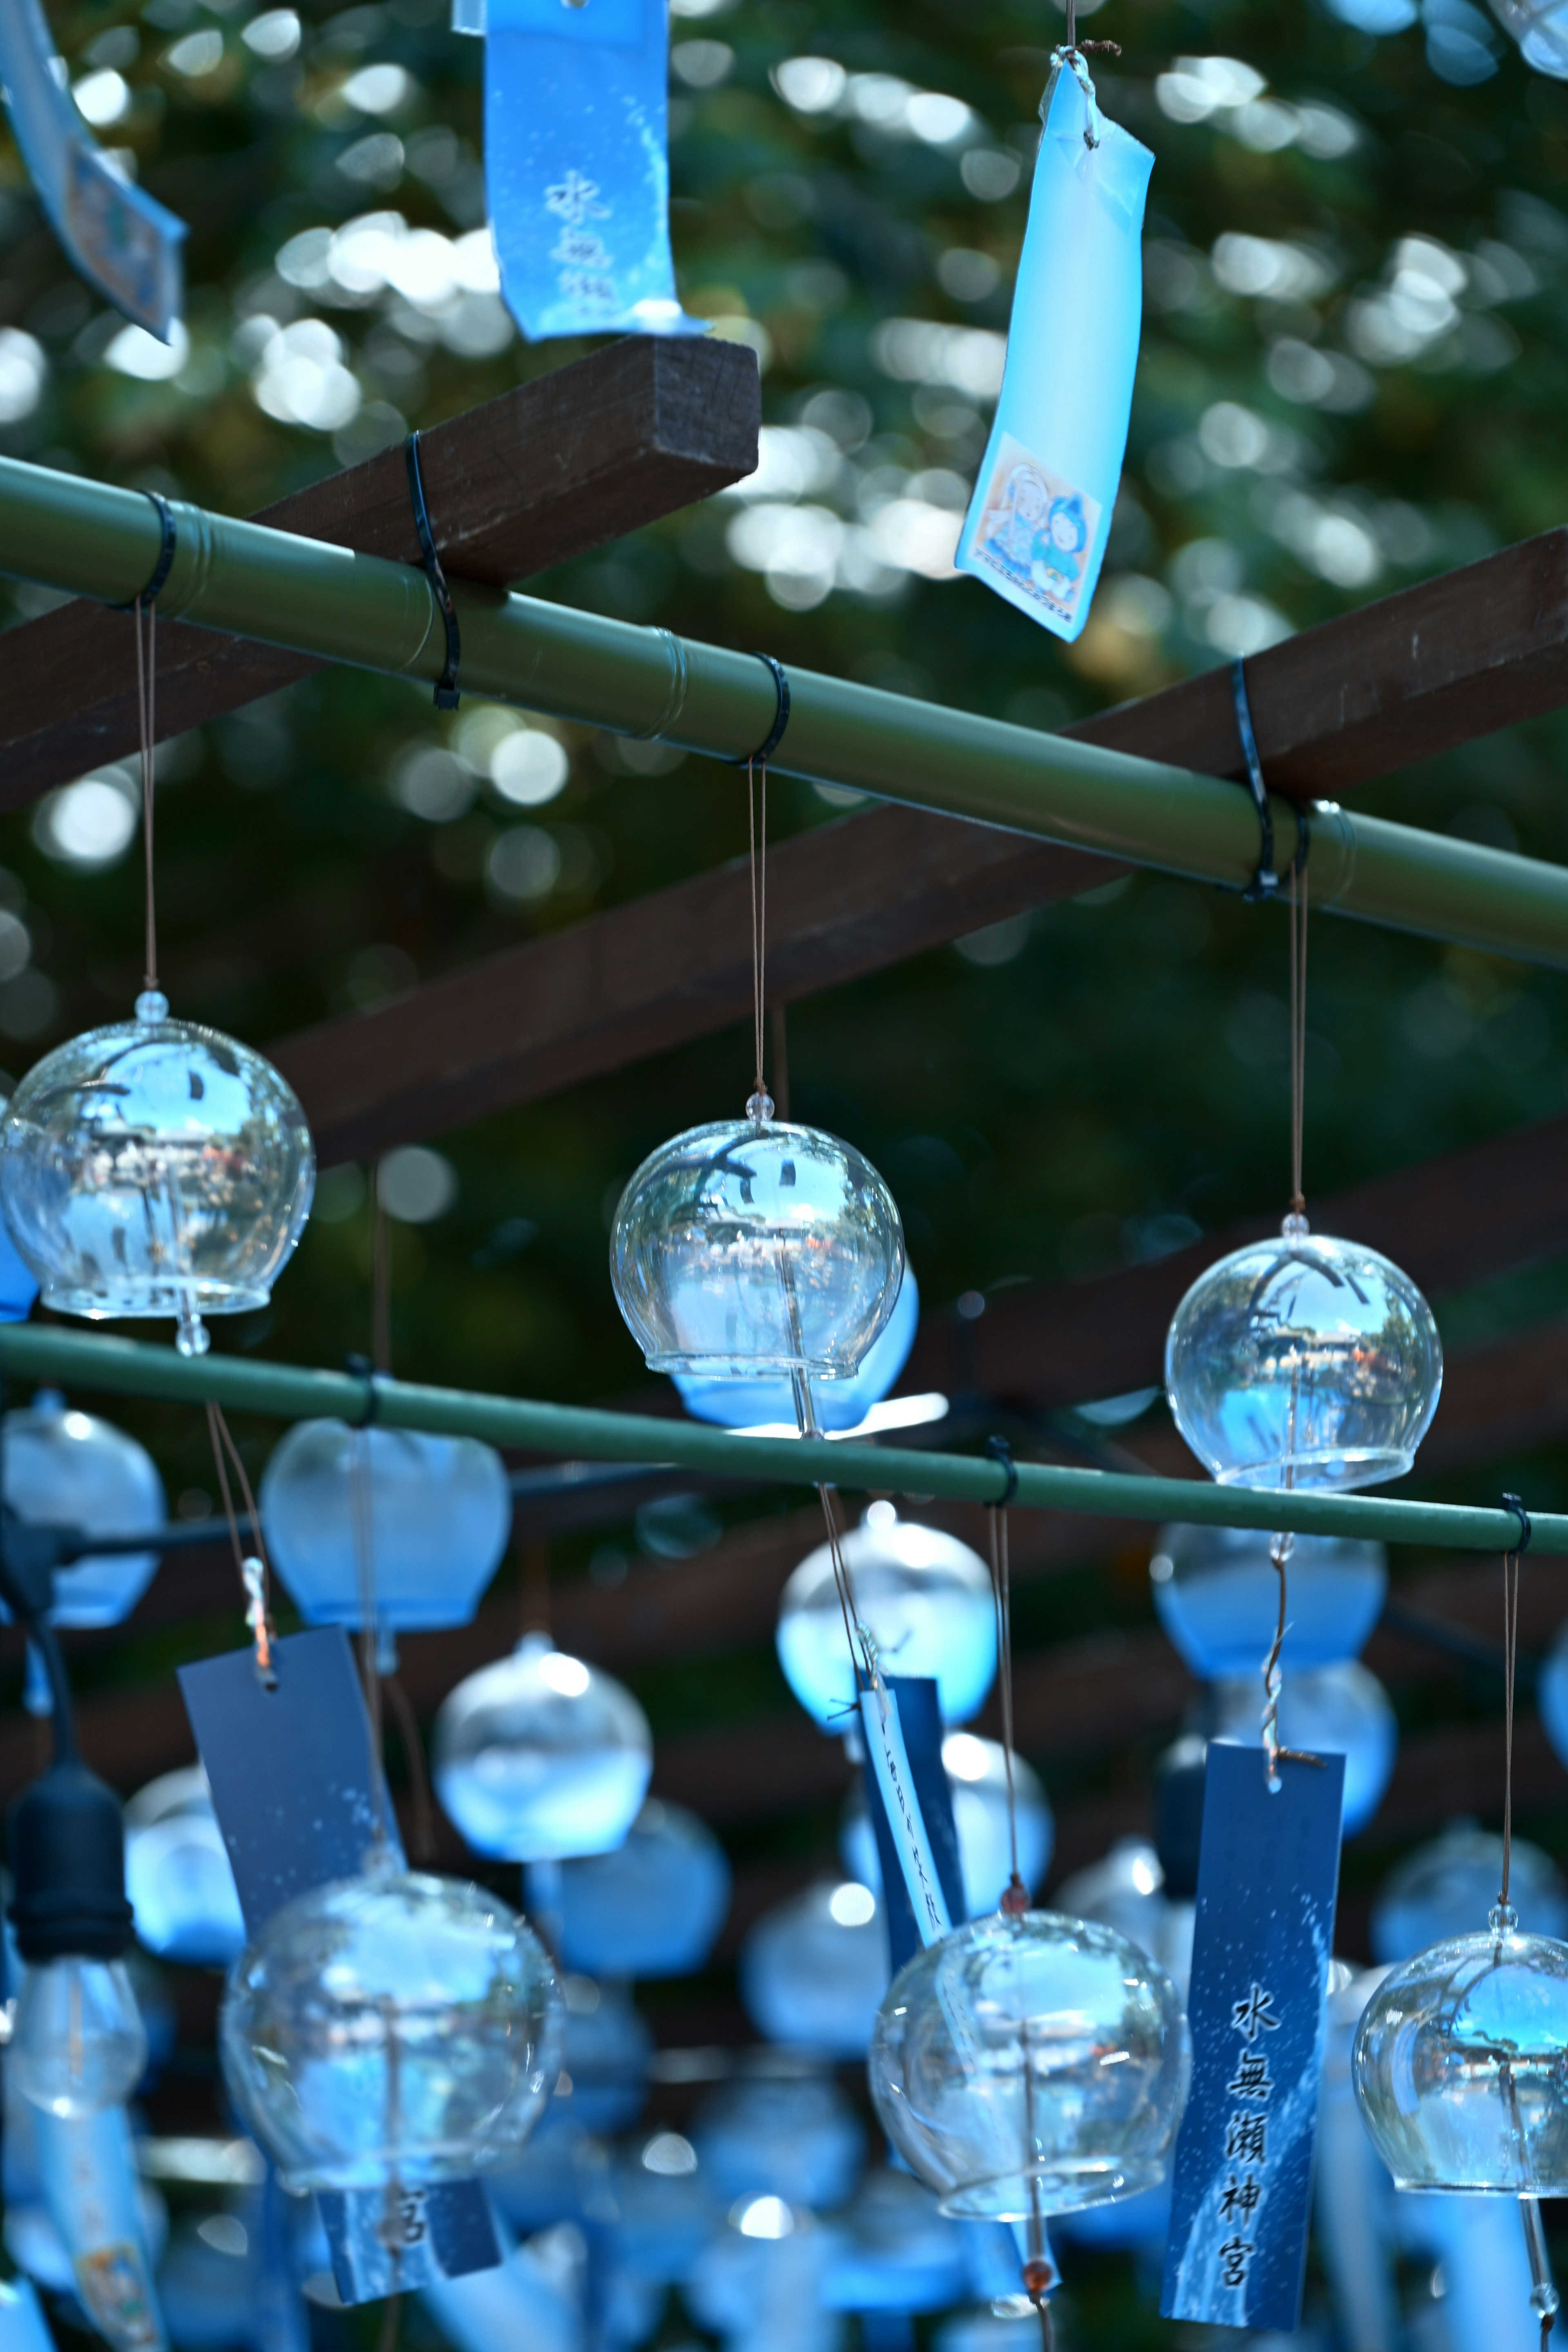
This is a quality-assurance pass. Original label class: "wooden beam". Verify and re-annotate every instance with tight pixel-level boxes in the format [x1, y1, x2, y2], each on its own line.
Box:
[0, 336, 760, 813]
[267, 528, 1568, 1163]
[905, 1108, 1568, 1409]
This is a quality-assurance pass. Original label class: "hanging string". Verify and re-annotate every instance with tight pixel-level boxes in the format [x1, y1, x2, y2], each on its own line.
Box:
[746, 755, 770, 1117]
[372, 1161, 392, 1375]
[1498, 1494, 1530, 1920]
[134, 597, 159, 996]
[205, 1402, 276, 1686]
[987, 1504, 1026, 1907]
[1287, 859, 1310, 1221]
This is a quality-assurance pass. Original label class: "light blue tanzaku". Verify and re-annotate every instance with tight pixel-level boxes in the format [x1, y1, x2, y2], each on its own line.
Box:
[456, 0, 704, 341]
[956, 51, 1153, 642]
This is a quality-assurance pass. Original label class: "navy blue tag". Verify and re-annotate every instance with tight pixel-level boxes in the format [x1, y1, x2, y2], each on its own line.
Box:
[178, 1629, 501, 2303]
[1160, 1740, 1345, 2333]
[861, 1674, 967, 1976]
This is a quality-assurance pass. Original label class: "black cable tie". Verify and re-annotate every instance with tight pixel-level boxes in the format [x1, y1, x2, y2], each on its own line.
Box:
[1502, 1491, 1533, 1554]
[405, 432, 461, 711]
[985, 1433, 1018, 1507]
[111, 492, 177, 612]
[1231, 659, 1310, 903]
[344, 1352, 383, 1426]
[733, 653, 791, 766]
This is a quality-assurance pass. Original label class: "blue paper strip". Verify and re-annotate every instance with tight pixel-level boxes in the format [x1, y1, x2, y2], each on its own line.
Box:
[0, 0, 184, 339]
[178, 1629, 501, 2305]
[481, 0, 705, 341]
[860, 1674, 966, 1977]
[1160, 1741, 1345, 2332]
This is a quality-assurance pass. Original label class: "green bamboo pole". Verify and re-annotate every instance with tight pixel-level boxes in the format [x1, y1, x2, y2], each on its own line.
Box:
[2, 456, 1568, 967]
[0, 1323, 1559, 1556]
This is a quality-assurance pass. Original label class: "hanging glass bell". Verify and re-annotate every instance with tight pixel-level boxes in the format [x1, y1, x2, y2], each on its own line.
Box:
[840, 1733, 1054, 1919]
[693, 2071, 866, 2212]
[432, 1632, 653, 1862]
[218, 1860, 561, 2192]
[777, 1500, 997, 1730]
[1055, 1839, 1195, 1997]
[1372, 1825, 1568, 1964]
[259, 1421, 512, 1665]
[540, 1798, 731, 1980]
[1, 1390, 164, 1628]
[1165, 1218, 1442, 1491]
[1353, 1901, 1568, 2192]
[0, 993, 315, 1359]
[820, 2166, 973, 2316]
[1149, 1520, 1387, 1679]
[124, 1768, 245, 1970]
[1209, 1659, 1397, 1835]
[674, 1268, 921, 1432]
[533, 1974, 652, 2140]
[869, 1909, 1191, 2218]
[1488, 0, 1568, 74]
[741, 1881, 888, 2059]
[609, 1098, 905, 1383]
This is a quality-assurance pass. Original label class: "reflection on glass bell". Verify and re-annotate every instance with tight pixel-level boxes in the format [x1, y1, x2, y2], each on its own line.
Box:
[1372, 1824, 1568, 1963]
[1353, 1902, 1568, 2192]
[609, 1105, 904, 1381]
[1165, 1219, 1442, 1491]
[260, 1421, 511, 1662]
[675, 1270, 921, 1433]
[840, 1734, 1054, 1919]
[432, 1633, 653, 1862]
[1, 1391, 164, 1628]
[1149, 1521, 1387, 1679]
[0, 993, 315, 1359]
[1210, 1660, 1397, 1835]
[124, 1768, 245, 1970]
[541, 1800, 731, 1980]
[777, 1501, 996, 1730]
[1488, 0, 1568, 74]
[1055, 1840, 1195, 1999]
[741, 1881, 888, 2059]
[693, 2071, 866, 2211]
[218, 1862, 561, 2192]
[869, 1910, 1191, 2219]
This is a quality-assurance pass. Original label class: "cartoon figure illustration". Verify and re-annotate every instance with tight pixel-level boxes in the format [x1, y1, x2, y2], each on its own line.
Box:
[1035, 493, 1088, 597]
[977, 462, 1052, 585]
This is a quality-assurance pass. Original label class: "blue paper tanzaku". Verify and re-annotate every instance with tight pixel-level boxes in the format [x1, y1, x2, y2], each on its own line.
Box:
[456, 0, 703, 342]
[859, 1676, 956, 1958]
[955, 56, 1152, 643]
[0, 0, 184, 339]
[1161, 1740, 1345, 2334]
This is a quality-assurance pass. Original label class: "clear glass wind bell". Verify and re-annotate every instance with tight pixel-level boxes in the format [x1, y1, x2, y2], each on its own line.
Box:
[1353, 1546, 1568, 2348]
[1487, 0, 1568, 76]
[609, 758, 904, 1409]
[1165, 864, 1441, 1494]
[777, 1500, 998, 1731]
[0, 615, 314, 1359]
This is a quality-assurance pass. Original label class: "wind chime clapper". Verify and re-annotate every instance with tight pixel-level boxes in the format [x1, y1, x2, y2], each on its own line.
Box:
[1354, 1505, 1568, 2350]
[1164, 670, 1443, 1790]
[0, 557, 316, 1365]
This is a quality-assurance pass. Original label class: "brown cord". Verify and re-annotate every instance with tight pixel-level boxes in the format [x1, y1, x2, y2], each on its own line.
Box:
[382, 1673, 437, 1863]
[1501, 1543, 1520, 1913]
[204, 1401, 276, 1684]
[746, 755, 769, 1107]
[987, 1503, 1026, 1907]
[1287, 860, 1309, 1217]
[134, 598, 158, 994]
[371, 1165, 392, 1376]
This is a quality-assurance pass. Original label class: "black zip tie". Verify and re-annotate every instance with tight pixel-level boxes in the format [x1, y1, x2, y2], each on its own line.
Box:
[111, 491, 176, 612]
[985, 1433, 1018, 1507]
[345, 1352, 383, 1426]
[1502, 1492, 1533, 1555]
[1231, 657, 1308, 902]
[733, 653, 790, 766]
[405, 432, 461, 711]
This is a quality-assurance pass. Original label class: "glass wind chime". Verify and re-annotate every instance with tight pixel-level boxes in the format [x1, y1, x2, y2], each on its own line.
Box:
[1163, 837, 1442, 1788]
[1353, 1526, 1568, 2350]
[608, 741, 1191, 2345]
[0, 595, 314, 1359]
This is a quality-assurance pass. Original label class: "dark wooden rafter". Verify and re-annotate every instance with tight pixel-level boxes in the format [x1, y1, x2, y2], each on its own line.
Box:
[267, 528, 1568, 1167]
[0, 336, 760, 810]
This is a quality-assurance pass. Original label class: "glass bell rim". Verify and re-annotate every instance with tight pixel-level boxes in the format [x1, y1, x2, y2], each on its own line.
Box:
[1385, 2172, 1568, 2197]
[274, 2133, 536, 2195]
[1194, 1444, 1417, 1492]
[41, 1283, 275, 1317]
[643, 1347, 862, 1377]
[937, 2157, 1169, 2221]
